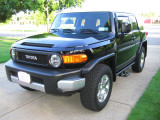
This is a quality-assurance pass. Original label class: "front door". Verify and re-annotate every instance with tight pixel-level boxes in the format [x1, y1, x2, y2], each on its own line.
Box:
[116, 14, 139, 72]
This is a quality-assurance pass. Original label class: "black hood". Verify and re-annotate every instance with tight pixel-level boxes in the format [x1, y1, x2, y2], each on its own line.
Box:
[12, 33, 114, 51]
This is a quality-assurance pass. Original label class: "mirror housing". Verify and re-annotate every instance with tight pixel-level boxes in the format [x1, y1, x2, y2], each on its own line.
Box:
[121, 22, 131, 33]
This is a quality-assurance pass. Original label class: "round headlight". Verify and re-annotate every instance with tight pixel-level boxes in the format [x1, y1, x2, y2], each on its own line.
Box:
[49, 54, 62, 68]
[11, 49, 16, 60]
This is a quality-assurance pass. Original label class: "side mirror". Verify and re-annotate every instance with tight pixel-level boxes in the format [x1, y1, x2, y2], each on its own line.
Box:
[121, 22, 131, 33]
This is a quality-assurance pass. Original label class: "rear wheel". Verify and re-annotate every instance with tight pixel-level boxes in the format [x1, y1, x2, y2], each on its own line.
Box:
[132, 46, 145, 72]
[80, 64, 113, 111]
[19, 85, 36, 91]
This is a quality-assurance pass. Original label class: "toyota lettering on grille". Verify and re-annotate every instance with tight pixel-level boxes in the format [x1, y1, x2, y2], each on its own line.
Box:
[25, 55, 37, 60]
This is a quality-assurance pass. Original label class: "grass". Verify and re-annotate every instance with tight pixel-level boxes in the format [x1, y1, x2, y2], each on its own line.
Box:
[0, 37, 21, 40]
[11, 30, 37, 32]
[0, 23, 7, 26]
[127, 68, 160, 120]
[0, 40, 17, 63]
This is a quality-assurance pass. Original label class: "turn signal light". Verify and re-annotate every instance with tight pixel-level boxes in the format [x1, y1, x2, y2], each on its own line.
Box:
[62, 54, 88, 64]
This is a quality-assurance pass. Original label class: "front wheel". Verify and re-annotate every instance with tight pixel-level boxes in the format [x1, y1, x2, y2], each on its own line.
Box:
[80, 64, 113, 111]
[132, 47, 146, 72]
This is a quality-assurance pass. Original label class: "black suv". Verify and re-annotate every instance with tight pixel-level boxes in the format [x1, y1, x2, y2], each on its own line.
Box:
[5, 11, 147, 111]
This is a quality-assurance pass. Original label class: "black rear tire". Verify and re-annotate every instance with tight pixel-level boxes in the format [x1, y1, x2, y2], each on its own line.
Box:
[132, 47, 145, 72]
[19, 85, 36, 91]
[80, 64, 113, 111]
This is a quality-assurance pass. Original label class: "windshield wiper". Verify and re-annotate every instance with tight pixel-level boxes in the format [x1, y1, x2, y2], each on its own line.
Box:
[80, 29, 99, 34]
[63, 29, 75, 33]
[50, 29, 59, 33]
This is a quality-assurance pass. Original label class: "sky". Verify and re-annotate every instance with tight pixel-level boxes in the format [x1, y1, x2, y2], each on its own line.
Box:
[64, 0, 160, 16]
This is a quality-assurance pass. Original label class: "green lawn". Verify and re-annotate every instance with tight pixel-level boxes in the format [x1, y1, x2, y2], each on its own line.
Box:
[0, 40, 17, 63]
[11, 30, 37, 32]
[0, 23, 7, 26]
[127, 68, 160, 120]
[0, 37, 21, 40]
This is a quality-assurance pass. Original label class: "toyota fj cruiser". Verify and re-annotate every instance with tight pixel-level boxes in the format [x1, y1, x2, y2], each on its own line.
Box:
[5, 11, 147, 111]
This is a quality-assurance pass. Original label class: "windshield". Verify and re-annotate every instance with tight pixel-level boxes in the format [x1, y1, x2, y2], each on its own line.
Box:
[50, 12, 111, 33]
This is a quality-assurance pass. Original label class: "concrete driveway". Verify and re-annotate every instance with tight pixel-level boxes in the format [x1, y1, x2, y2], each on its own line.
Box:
[0, 26, 160, 120]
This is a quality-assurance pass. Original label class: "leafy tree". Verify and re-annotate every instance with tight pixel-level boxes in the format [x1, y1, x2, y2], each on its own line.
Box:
[141, 11, 155, 17]
[0, 0, 85, 32]
[0, 0, 39, 22]
[0, 0, 17, 22]
[30, 10, 55, 26]
[30, 11, 47, 25]
[37, 0, 85, 32]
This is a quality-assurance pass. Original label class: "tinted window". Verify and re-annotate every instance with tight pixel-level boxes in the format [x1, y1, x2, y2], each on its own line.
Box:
[129, 15, 138, 30]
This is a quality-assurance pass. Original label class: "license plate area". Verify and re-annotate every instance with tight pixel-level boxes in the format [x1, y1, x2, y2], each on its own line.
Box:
[18, 71, 31, 83]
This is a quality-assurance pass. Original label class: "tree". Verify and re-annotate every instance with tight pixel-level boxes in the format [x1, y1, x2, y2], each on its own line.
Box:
[0, 0, 40, 22]
[0, 0, 85, 32]
[141, 11, 155, 17]
[0, 0, 18, 22]
[37, 0, 85, 32]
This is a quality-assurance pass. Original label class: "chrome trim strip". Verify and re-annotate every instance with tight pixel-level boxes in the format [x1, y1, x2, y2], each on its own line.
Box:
[11, 76, 45, 92]
[57, 77, 85, 92]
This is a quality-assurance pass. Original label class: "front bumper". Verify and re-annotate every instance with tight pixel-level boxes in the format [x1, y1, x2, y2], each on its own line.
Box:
[5, 60, 85, 95]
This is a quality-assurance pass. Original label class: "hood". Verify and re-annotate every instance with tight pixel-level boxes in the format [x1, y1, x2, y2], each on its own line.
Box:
[12, 33, 114, 51]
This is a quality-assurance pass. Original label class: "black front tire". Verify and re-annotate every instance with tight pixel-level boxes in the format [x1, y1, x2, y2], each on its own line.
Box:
[80, 64, 113, 111]
[19, 85, 36, 91]
[132, 46, 145, 72]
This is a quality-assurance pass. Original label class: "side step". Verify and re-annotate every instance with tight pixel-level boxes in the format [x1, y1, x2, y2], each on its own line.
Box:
[119, 71, 130, 77]
[116, 62, 135, 77]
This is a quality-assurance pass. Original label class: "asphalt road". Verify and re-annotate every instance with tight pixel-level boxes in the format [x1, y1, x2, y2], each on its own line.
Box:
[145, 25, 160, 45]
[0, 25, 160, 120]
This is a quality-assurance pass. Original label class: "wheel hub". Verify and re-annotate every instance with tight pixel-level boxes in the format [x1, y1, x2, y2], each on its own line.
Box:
[140, 52, 145, 68]
[97, 74, 110, 103]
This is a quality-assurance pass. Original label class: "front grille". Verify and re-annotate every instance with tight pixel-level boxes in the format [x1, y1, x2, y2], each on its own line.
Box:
[17, 52, 49, 65]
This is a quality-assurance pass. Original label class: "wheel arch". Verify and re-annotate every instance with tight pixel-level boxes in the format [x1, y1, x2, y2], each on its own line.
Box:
[142, 40, 147, 57]
[81, 53, 116, 82]
[102, 56, 116, 82]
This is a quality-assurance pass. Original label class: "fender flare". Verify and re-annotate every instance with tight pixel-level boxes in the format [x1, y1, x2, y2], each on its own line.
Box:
[138, 39, 147, 57]
[81, 53, 115, 74]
